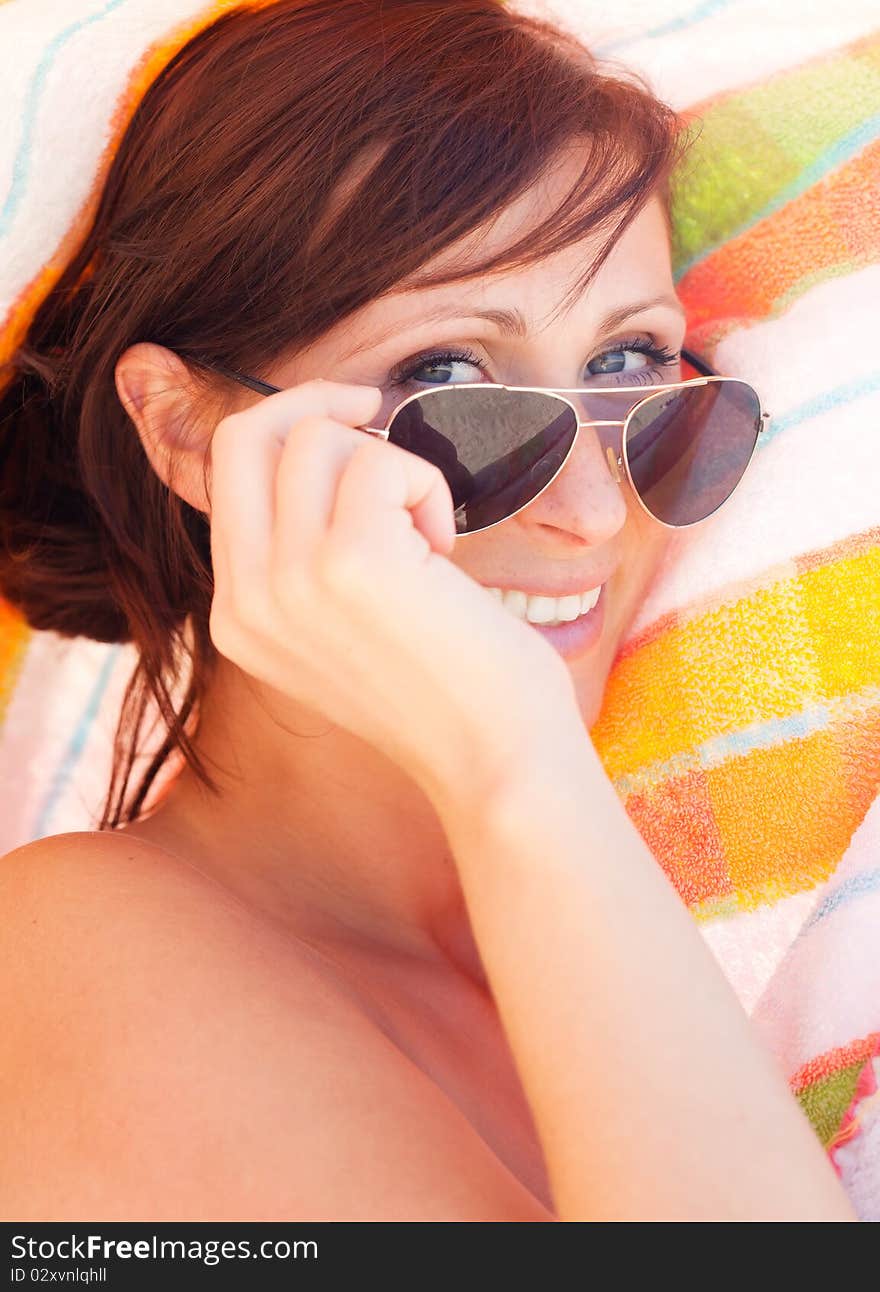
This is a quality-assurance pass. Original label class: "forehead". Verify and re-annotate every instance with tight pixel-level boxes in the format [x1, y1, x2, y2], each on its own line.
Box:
[331, 186, 674, 360]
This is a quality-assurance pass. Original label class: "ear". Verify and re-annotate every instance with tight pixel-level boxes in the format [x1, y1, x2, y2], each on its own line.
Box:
[115, 342, 220, 515]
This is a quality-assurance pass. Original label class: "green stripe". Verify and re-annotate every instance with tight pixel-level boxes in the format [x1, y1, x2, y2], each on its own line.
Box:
[671, 111, 796, 269]
[737, 49, 880, 165]
[796, 1061, 864, 1146]
[671, 37, 880, 273]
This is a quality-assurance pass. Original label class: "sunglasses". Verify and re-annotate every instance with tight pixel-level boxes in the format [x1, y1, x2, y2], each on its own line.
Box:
[186, 347, 769, 536]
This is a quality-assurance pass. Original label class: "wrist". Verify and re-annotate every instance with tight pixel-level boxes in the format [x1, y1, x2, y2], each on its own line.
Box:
[429, 708, 606, 848]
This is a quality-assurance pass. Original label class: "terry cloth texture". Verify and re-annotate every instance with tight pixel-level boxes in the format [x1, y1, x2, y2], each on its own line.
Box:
[1, 0, 879, 1218]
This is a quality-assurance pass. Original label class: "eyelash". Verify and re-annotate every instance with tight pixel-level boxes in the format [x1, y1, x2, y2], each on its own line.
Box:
[388, 337, 681, 387]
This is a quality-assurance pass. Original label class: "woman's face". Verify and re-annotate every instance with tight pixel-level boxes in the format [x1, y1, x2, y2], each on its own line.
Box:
[266, 158, 685, 728]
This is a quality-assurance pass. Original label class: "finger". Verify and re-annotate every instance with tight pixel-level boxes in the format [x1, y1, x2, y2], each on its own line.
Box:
[209, 380, 382, 602]
[271, 413, 366, 570]
[330, 438, 456, 564]
[211, 379, 383, 459]
[209, 379, 382, 540]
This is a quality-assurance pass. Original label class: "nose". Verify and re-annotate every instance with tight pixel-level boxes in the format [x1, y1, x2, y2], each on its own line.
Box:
[518, 420, 628, 544]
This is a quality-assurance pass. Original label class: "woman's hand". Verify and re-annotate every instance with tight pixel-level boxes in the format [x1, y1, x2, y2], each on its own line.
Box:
[206, 379, 581, 818]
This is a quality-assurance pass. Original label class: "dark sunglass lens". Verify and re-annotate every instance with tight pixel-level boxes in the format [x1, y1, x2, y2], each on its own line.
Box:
[624, 380, 762, 526]
[386, 387, 578, 533]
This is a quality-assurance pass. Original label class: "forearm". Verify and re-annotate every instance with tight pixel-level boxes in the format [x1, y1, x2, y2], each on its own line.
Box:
[441, 726, 857, 1222]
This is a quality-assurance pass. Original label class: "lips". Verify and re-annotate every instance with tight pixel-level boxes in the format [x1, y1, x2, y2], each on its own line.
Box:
[527, 582, 607, 661]
[480, 568, 617, 599]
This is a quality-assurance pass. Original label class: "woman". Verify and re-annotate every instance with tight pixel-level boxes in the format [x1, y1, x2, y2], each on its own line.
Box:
[0, 0, 856, 1220]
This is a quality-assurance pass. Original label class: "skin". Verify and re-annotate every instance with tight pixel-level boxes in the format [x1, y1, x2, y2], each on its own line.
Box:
[118, 179, 687, 961]
[1, 158, 700, 1220]
[117, 180, 684, 982]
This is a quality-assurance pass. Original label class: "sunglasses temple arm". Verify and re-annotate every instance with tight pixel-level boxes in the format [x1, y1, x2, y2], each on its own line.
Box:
[680, 346, 717, 377]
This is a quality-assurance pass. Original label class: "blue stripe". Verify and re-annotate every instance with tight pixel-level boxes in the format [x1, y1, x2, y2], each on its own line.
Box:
[675, 113, 880, 282]
[613, 683, 880, 800]
[697, 705, 832, 766]
[764, 370, 880, 445]
[594, 0, 737, 55]
[0, 0, 133, 240]
[799, 868, 880, 934]
[34, 645, 122, 838]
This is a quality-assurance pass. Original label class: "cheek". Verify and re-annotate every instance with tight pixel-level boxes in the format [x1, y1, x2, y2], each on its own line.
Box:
[607, 508, 674, 637]
[623, 494, 672, 577]
[636, 522, 674, 586]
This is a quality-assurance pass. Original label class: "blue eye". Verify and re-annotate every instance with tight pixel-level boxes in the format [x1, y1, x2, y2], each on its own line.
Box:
[390, 347, 483, 387]
[587, 341, 680, 377]
[588, 350, 627, 374]
[389, 339, 681, 388]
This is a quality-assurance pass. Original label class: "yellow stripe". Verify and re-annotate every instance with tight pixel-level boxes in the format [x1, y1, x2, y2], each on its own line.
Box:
[593, 544, 880, 776]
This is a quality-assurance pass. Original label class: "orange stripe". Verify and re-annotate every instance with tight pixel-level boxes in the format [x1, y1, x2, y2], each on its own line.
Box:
[0, 600, 31, 716]
[791, 1033, 880, 1096]
[677, 138, 880, 341]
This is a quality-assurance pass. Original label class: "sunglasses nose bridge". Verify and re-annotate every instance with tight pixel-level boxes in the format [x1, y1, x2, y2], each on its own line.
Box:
[571, 416, 626, 485]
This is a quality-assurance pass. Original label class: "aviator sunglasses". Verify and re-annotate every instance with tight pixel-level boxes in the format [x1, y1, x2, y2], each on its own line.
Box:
[185, 347, 769, 537]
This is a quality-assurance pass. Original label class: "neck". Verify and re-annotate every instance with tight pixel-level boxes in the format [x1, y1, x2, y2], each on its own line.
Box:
[123, 657, 490, 989]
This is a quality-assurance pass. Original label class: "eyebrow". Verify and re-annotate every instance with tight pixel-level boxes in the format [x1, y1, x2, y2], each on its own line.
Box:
[467, 294, 686, 337]
[596, 294, 687, 334]
[350, 293, 686, 357]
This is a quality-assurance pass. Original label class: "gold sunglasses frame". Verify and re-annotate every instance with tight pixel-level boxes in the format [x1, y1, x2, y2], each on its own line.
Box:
[180, 352, 770, 537]
[359, 375, 771, 536]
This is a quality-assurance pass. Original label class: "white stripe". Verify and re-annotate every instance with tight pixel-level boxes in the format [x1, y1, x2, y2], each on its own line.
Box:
[0, 0, 114, 207]
[714, 267, 880, 414]
[750, 796, 880, 1070]
[699, 888, 820, 1015]
[624, 271, 880, 635]
[0, 634, 134, 852]
[0, 0, 221, 326]
[515, 1, 880, 109]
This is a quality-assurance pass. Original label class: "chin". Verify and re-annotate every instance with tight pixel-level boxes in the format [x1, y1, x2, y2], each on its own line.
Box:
[571, 668, 606, 732]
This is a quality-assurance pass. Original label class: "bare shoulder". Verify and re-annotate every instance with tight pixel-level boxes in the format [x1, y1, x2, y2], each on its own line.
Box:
[0, 828, 284, 973]
[0, 830, 277, 1015]
[0, 831, 551, 1222]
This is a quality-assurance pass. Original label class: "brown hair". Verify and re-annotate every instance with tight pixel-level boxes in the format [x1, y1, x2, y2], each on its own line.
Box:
[0, 0, 687, 828]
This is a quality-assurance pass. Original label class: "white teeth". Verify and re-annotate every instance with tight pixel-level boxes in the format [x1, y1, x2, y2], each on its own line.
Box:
[502, 590, 529, 618]
[556, 594, 583, 622]
[525, 594, 559, 624]
[486, 584, 603, 626]
[580, 586, 601, 615]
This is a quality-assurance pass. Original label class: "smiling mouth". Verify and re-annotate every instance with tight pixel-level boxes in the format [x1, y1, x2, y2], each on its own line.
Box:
[483, 583, 604, 627]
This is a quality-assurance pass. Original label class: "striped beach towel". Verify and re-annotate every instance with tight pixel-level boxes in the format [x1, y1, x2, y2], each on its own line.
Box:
[1, 0, 879, 1217]
[561, 0, 880, 1216]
